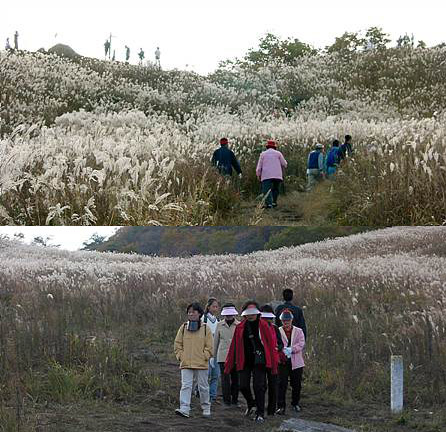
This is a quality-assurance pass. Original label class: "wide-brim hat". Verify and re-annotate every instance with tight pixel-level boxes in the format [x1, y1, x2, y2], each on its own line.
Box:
[221, 306, 239, 316]
[241, 307, 261, 316]
[261, 312, 276, 319]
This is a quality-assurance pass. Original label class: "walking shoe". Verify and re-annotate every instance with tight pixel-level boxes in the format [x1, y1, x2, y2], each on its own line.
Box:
[175, 409, 190, 418]
[272, 203, 278, 208]
[231, 402, 241, 408]
[202, 409, 211, 417]
[292, 405, 301, 413]
[254, 415, 265, 423]
[275, 407, 285, 415]
[244, 406, 255, 417]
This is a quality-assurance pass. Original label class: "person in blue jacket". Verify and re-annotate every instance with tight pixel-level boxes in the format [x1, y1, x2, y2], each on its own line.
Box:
[306, 143, 325, 191]
[325, 140, 341, 179]
[211, 138, 242, 177]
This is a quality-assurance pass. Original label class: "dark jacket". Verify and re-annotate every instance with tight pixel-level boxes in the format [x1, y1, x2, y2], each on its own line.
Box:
[339, 142, 353, 160]
[211, 146, 242, 176]
[275, 301, 307, 341]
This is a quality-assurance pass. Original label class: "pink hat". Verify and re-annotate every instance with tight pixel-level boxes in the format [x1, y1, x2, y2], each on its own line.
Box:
[221, 306, 239, 316]
[261, 312, 276, 319]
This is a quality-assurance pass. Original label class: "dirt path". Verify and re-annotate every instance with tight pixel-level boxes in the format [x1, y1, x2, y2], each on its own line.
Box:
[229, 191, 306, 226]
[35, 345, 442, 432]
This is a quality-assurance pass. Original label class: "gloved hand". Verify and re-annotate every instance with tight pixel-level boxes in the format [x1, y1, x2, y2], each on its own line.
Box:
[238, 173, 242, 179]
[210, 358, 215, 368]
[284, 347, 292, 358]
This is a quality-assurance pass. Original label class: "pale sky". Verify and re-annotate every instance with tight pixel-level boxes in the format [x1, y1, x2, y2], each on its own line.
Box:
[2, 1, 445, 74]
[0, 227, 120, 250]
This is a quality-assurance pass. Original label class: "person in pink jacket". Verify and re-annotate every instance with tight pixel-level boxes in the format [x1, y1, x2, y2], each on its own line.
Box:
[256, 140, 288, 209]
[276, 309, 305, 415]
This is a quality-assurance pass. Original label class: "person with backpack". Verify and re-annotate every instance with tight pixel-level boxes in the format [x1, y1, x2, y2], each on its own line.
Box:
[339, 135, 353, 161]
[260, 305, 282, 417]
[211, 138, 242, 177]
[306, 143, 325, 191]
[276, 309, 305, 415]
[202, 298, 220, 403]
[213, 303, 240, 407]
[225, 300, 276, 423]
[256, 140, 288, 209]
[274, 289, 307, 341]
[174, 302, 214, 418]
[325, 140, 341, 179]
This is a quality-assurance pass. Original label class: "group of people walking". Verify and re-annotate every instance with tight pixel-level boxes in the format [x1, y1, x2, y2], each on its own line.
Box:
[173, 289, 307, 423]
[4, 31, 19, 51]
[104, 38, 161, 67]
[211, 135, 354, 207]
[306, 135, 353, 191]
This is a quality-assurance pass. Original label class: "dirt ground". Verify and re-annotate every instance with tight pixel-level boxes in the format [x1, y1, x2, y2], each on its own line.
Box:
[33, 344, 445, 432]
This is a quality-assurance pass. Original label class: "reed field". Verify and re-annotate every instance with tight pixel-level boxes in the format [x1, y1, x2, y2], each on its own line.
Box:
[1, 47, 446, 225]
[0, 227, 445, 430]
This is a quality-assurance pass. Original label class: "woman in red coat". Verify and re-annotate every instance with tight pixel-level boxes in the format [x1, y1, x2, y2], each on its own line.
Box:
[224, 300, 276, 424]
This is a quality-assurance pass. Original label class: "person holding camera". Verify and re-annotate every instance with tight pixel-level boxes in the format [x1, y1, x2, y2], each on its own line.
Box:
[174, 302, 214, 418]
[224, 300, 276, 423]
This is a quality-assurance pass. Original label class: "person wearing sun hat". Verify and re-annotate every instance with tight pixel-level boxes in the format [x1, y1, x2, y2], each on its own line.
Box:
[276, 308, 305, 415]
[213, 303, 240, 407]
[224, 300, 276, 423]
[256, 140, 288, 209]
[260, 305, 283, 417]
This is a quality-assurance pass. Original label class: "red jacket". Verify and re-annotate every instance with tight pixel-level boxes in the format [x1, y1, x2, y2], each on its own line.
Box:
[224, 318, 277, 375]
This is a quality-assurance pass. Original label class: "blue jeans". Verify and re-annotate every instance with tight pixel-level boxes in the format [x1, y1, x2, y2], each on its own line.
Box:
[327, 166, 337, 179]
[209, 359, 220, 401]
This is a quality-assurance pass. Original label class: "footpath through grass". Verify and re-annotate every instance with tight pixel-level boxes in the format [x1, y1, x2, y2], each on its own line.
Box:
[5, 340, 445, 432]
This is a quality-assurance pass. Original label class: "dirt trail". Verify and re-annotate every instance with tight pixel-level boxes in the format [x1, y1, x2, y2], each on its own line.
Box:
[35, 346, 437, 432]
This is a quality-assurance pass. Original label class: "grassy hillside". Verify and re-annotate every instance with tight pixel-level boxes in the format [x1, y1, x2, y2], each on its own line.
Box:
[1, 46, 446, 225]
[0, 227, 445, 430]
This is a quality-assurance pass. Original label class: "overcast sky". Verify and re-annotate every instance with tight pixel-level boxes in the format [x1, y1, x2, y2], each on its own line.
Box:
[2, 1, 445, 74]
[0, 227, 120, 250]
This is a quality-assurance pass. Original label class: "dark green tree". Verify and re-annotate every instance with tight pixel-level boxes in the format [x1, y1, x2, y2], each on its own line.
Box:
[326, 31, 365, 55]
[363, 27, 391, 50]
[244, 33, 317, 66]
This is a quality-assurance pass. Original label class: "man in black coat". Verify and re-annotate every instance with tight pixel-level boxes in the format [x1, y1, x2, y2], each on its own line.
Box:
[275, 288, 307, 340]
[211, 138, 242, 177]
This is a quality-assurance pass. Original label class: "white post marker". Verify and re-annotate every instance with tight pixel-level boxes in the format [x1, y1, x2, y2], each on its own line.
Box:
[391, 355, 404, 414]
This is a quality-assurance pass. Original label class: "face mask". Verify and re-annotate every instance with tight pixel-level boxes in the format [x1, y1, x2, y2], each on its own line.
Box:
[187, 320, 200, 332]
[226, 318, 235, 326]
